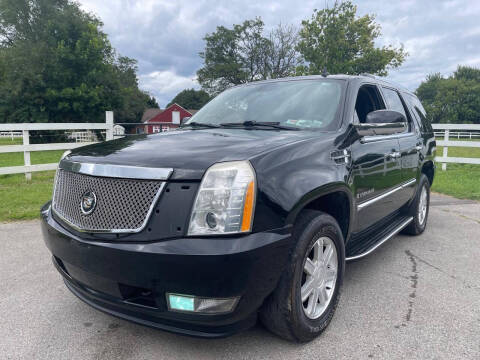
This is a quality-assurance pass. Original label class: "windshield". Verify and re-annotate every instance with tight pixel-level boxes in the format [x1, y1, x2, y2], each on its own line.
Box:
[186, 79, 345, 130]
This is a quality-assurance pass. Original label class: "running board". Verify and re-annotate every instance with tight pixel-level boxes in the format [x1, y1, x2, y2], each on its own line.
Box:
[345, 216, 413, 261]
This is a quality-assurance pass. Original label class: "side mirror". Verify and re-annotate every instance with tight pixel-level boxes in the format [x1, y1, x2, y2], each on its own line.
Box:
[366, 110, 406, 124]
[355, 110, 407, 137]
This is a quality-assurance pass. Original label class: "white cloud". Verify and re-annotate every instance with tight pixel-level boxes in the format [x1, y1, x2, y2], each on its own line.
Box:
[462, 26, 480, 38]
[76, 0, 480, 98]
[139, 70, 199, 106]
[462, 57, 480, 66]
[403, 35, 444, 60]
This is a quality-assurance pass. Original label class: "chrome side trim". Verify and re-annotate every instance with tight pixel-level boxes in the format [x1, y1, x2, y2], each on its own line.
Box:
[402, 178, 417, 187]
[59, 159, 173, 180]
[346, 217, 413, 261]
[361, 132, 416, 143]
[357, 178, 416, 211]
[52, 182, 166, 234]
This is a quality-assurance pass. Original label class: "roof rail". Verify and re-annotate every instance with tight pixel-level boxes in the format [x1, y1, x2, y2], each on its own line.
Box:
[360, 73, 375, 79]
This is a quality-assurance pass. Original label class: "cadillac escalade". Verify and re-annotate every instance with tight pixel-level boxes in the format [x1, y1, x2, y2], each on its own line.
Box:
[41, 74, 436, 342]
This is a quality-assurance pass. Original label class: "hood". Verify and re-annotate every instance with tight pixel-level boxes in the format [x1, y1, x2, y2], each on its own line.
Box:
[68, 129, 313, 180]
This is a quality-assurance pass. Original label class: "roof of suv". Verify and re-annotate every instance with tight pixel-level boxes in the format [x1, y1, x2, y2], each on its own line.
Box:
[239, 74, 413, 96]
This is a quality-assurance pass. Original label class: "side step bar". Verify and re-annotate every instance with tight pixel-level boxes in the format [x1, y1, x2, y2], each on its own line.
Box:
[346, 216, 413, 261]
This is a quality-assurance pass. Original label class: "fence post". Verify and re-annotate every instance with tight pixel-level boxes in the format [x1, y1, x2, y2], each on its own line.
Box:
[23, 130, 31, 180]
[442, 129, 449, 171]
[105, 111, 114, 141]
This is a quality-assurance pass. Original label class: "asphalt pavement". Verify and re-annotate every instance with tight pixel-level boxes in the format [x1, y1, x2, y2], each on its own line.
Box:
[0, 193, 479, 360]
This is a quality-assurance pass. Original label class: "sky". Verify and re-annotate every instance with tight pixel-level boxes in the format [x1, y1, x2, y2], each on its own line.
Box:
[77, 0, 480, 107]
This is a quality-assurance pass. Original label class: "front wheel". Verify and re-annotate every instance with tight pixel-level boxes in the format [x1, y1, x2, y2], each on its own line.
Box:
[402, 174, 430, 235]
[259, 210, 345, 342]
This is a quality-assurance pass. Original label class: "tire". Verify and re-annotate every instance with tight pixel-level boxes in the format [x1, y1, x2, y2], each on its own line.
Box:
[259, 210, 345, 342]
[402, 174, 430, 235]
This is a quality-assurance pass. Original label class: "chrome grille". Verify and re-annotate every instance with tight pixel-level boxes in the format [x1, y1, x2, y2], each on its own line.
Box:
[52, 169, 165, 232]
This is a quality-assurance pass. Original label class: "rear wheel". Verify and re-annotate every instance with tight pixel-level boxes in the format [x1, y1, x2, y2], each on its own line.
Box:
[259, 210, 345, 342]
[402, 174, 430, 235]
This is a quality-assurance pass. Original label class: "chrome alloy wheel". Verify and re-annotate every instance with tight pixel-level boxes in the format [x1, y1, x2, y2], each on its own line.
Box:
[301, 236, 338, 320]
[418, 185, 428, 225]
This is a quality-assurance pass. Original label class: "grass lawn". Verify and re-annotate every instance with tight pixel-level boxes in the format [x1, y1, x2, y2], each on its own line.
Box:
[432, 164, 480, 200]
[436, 145, 480, 158]
[0, 137, 23, 145]
[0, 149, 64, 167]
[0, 171, 55, 221]
[432, 141, 480, 200]
[0, 149, 63, 222]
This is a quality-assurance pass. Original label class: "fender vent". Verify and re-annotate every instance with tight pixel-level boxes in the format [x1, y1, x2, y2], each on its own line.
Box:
[330, 149, 351, 165]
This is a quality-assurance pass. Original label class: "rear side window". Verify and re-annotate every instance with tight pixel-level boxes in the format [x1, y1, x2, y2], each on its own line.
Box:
[381, 87, 407, 118]
[405, 94, 433, 133]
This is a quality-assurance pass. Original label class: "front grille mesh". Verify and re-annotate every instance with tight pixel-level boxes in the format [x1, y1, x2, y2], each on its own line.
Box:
[52, 169, 164, 232]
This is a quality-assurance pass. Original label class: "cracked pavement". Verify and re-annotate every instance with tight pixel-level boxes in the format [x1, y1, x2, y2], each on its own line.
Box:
[0, 193, 479, 359]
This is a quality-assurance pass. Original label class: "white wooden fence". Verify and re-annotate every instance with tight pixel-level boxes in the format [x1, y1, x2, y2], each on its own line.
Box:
[432, 124, 480, 170]
[0, 131, 22, 138]
[0, 112, 114, 179]
[0, 118, 478, 179]
[434, 131, 480, 139]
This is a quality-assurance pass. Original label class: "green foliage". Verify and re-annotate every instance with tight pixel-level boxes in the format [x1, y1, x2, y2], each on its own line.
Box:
[166, 89, 210, 109]
[416, 66, 480, 124]
[113, 56, 159, 123]
[146, 95, 159, 108]
[0, 0, 153, 124]
[197, 18, 300, 95]
[296, 1, 407, 76]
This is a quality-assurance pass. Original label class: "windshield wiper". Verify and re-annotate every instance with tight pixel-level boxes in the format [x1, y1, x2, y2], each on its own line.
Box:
[219, 120, 300, 130]
[181, 121, 220, 129]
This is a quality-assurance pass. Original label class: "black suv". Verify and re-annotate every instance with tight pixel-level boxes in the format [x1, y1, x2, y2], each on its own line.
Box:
[41, 75, 435, 342]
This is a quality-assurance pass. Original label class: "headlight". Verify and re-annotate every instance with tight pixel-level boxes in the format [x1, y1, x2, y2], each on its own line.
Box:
[188, 161, 256, 235]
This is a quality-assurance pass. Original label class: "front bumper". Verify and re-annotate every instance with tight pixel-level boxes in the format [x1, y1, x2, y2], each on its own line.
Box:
[41, 202, 293, 338]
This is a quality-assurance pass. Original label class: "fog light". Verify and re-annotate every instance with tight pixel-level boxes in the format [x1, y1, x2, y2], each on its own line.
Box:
[167, 293, 239, 314]
[168, 294, 194, 312]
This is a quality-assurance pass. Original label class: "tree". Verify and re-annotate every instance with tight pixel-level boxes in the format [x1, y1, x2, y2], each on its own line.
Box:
[113, 56, 158, 123]
[0, 0, 152, 124]
[166, 89, 210, 109]
[197, 18, 300, 95]
[416, 66, 480, 124]
[146, 96, 159, 108]
[296, 1, 407, 76]
[266, 24, 300, 79]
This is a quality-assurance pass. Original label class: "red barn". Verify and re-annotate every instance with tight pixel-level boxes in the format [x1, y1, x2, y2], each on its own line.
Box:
[135, 104, 197, 134]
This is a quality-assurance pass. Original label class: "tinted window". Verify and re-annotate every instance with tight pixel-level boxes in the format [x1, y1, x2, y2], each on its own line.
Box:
[405, 94, 433, 133]
[354, 85, 385, 124]
[382, 87, 407, 118]
[188, 80, 345, 130]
